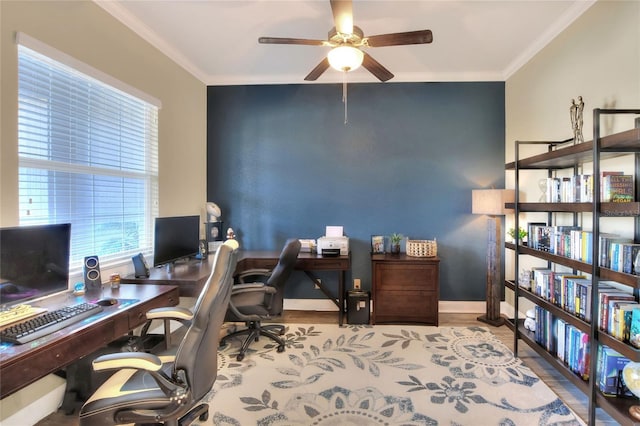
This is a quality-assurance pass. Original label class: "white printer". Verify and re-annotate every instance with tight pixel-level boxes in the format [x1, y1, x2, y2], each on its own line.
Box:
[317, 226, 349, 256]
[317, 236, 349, 256]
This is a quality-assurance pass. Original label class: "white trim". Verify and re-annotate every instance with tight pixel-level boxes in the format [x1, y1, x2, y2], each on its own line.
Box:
[0, 375, 66, 426]
[502, 0, 597, 79]
[284, 299, 339, 312]
[15, 32, 162, 108]
[93, 0, 208, 84]
[284, 298, 507, 315]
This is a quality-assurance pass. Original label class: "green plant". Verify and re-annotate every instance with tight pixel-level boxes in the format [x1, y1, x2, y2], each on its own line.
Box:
[390, 233, 403, 245]
[508, 227, 527, 241]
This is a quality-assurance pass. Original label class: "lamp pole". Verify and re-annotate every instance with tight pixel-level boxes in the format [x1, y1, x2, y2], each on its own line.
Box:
[477, 215, 504, 326]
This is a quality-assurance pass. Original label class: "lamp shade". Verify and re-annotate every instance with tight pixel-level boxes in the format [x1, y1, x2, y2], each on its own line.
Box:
[472, 189, 514, 215]
[328, 46, 364, 72]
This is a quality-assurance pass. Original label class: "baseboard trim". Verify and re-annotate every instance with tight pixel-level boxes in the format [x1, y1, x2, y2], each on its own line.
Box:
[0, 374, 66, 425]
[284, 298, 507, 315]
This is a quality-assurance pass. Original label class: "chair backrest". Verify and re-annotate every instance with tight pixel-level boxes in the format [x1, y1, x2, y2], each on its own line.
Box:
[173, 241, 238, 401]
[266, 238, 301, 316]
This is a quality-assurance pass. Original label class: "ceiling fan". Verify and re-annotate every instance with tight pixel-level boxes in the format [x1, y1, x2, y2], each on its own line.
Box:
[258, 0, 433, 82]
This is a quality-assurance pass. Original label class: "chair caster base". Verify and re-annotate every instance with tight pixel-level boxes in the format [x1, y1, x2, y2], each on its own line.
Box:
[277, 345, 285, 353]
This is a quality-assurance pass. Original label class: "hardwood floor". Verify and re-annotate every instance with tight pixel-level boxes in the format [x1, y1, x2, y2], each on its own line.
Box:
[36, 311, 616, 425]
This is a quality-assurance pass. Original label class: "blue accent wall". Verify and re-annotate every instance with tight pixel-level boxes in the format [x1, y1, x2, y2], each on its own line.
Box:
[207, 82, 505, 301]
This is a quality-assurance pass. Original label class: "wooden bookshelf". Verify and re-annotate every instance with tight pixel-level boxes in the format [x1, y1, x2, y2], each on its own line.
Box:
[506, 108, 640, 426]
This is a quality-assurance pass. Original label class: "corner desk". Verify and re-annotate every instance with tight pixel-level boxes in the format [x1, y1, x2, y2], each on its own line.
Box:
[122, 251, 352, 325]
[0, 284, 179, 399]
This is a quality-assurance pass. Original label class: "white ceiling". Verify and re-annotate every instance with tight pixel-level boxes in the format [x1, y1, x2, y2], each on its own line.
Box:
[95, 0, 596, 86]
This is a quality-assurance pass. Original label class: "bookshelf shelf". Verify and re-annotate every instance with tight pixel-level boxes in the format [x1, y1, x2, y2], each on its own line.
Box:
[505, 127, 640, 170]
[507, 108, 640, 426]
[505, 243, 640, 288]
[504, 202, 640, 216]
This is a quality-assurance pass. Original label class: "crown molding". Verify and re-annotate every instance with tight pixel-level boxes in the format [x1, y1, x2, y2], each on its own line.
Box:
[502, 0, 596, 80]
[93, 0, 208, 83]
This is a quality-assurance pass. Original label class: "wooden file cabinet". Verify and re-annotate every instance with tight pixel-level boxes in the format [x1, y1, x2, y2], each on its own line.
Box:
[371, 254, 440, 325]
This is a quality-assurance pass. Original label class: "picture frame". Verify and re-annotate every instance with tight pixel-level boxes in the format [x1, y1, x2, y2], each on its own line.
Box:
[206, 221, 224, 242]
[371, 235, 385, 254]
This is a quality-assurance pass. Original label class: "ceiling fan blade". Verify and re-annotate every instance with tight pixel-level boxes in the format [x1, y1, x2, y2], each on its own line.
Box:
[304, 58, 331, 81]
[259, 37, 326, 46]
[366, 30, 433, 47]
[362, 52, 394, 82]
[330, 0, 353, 35]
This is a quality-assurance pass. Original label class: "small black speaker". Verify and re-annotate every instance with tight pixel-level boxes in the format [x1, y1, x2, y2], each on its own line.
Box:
[132, 253, 150, 278]
[83, 255, 102, 291]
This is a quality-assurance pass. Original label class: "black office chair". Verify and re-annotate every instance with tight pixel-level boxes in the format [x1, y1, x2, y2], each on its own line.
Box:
[78, 241, 238, 426]
[220, 238, 301, 361]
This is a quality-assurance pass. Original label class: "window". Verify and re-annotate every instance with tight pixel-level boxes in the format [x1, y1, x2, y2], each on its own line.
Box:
[17, 34, 160, 272]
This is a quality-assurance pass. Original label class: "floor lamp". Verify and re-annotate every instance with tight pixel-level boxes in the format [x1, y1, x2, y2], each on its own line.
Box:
[472, 189, 514, 327]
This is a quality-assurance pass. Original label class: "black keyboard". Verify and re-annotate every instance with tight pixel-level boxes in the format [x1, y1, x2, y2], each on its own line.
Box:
[0, 302, 103, 344]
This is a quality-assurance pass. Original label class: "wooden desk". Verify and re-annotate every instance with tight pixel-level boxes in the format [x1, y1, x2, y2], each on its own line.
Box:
[0, 284, 179, 399]
[122, 251, 352, 325]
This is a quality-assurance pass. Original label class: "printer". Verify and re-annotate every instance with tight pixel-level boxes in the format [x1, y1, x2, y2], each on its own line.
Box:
[317, 236, 349, 256]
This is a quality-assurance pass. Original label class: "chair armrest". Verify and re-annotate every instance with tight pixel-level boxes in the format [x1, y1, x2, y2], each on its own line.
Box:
[92, 352, 182, 402]
[232, 283, 277, 295]
[92, 352, 162, 372]
[237, 268, 272, 283]
[146, 306, 193, 322]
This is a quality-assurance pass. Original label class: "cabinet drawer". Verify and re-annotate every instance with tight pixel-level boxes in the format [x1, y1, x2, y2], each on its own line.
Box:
[374, 290, 437, 324]
[375, 264, 438, 290]
[375, 290, 435, 315]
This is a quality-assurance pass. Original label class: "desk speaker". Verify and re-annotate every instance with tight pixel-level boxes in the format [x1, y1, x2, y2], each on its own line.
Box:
[84, 255, 102, 291]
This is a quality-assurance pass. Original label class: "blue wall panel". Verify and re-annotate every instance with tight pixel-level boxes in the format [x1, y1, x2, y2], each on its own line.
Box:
[207, 82, 505, 301]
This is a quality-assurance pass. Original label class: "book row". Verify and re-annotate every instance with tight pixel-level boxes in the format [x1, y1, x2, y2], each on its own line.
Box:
[543, 172, 634, 203]
[534, 306, 590, 380]
[527, 269, 640, 346]
[526, 223, 640, 275]
[533, 306, 635, 398]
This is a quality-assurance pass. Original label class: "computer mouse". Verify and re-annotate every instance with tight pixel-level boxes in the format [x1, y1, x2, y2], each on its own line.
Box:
[95, 297, 118, 307]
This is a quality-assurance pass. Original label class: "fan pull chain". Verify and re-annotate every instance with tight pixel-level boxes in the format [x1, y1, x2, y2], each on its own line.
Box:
[342, 71, 348, 124]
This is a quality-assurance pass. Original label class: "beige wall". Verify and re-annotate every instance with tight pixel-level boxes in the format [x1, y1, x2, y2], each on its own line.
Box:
[0, 1, 205, 422]
[504, 0, 640, 314]
[0, 0, 207, 228]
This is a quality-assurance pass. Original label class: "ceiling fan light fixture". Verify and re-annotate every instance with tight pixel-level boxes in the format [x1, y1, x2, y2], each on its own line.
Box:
[328, 45, 364, 72]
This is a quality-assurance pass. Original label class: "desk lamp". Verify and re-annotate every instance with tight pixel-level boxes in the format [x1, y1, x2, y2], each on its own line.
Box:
[472, 189, 514, 326]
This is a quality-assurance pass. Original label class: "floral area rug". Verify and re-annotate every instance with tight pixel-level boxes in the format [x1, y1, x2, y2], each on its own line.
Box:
[203, 325, 585, 426]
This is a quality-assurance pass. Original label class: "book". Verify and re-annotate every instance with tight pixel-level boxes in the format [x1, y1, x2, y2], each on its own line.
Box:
[609, 301, 639, 339]
[527, 222, 547, 251]
[599, 290, 635, 331]
[602, 174, 634, 202]
[598, 234, 632, 269]
[556, 319, 567, 362]
[622, 243, 640, 274]
[597, 346, 632, 396]
[629, 307, 640, 348]
[546, 177, 561, 203]
[612, 302, 640, 341]
[600, 171, 623, 200]
[532, 268, 553, 299]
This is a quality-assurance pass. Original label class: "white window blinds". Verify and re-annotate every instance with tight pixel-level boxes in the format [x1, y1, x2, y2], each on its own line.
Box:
[17, 38, 159, 271]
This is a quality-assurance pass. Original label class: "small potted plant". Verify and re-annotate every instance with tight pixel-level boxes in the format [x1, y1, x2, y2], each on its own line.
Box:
[389, 233, 403, 254]
[508, 227, 527, 244]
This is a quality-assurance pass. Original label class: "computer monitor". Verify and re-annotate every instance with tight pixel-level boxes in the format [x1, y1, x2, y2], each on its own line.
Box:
[0, 223, 71, 307]
[153, 215, 200, 267]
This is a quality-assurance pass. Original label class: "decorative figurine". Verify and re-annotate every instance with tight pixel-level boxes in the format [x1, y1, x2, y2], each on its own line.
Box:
[524, 308, 536, 331]
[226, 227, 236, 240]
[570, 96, 585, 144]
